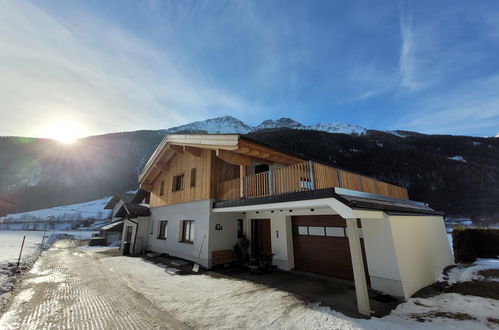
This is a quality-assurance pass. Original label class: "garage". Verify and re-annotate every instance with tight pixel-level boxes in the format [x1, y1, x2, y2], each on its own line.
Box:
[292, 215, 369, 280]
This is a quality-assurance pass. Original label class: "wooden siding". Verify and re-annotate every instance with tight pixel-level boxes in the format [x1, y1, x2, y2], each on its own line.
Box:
[149, 149, 213, 207]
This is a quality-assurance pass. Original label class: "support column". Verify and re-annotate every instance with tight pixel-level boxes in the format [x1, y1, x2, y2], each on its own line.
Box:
[346, 218, 371, 317]
[239, 165, 246, 198]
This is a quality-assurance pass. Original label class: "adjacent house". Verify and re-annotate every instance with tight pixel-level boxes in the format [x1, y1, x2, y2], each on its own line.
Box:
[130, 134, 453, 316]
[104, 192, 136, 220]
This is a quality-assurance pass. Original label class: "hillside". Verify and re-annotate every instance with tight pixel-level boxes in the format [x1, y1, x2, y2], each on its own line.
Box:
[1, 116, 498, 224]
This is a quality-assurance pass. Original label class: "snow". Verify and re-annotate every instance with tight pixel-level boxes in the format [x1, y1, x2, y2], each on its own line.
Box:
[472, 141, 482, 147]
[0, 196, 112, 222]
[0, 230, 97, 309]
[164, 116, 367, 136]
[447, 233, 453, 254]
[448, 155, 467, 163]
[444, 259, 499, 284]
[85, 247, 499, 329]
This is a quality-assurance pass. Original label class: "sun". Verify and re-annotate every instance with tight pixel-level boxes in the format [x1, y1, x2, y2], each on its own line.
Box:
[39, 118, 87, 144]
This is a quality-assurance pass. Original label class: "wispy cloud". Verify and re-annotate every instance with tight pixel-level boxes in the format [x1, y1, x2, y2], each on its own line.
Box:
[399, 4, 420, 91]
[0, 1, 257, 137]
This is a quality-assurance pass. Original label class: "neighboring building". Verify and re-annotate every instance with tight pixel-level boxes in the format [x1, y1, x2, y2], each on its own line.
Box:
[130, 134, 453, 316]
[89, 220, 124, 246]
[104, 192, 136, 220]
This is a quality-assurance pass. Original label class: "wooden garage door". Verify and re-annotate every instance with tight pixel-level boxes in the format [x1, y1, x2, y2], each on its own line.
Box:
[292, 215, 368, 281]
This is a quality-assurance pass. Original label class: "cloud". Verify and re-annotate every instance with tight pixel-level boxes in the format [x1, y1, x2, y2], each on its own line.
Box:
[399, 6, 419, 91]
[0, 1, 256, 137]
[391, 75, 499, 135]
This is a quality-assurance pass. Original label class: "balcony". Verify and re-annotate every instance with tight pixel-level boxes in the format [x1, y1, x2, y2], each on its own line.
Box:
[216, 161, 409, 202]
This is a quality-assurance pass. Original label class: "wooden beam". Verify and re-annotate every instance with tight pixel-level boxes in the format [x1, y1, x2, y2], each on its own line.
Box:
[240, 165, 246, 198]
[169, 144, 184, 154]
[216, 149, 252, 166]
[346, 218, 371, 317]
[184, 146, 201, 157]
[155, 162, 170, 172]
[140, 182, 152, 191]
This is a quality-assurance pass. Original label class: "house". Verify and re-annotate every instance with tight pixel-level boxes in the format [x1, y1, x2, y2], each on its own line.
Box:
[131, 134, 453, 316]
[88, 220, 124, 246]
[104, 192, 136, 220]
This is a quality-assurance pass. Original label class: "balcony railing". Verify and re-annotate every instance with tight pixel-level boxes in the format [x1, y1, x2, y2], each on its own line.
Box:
[216, 161, 409, 202]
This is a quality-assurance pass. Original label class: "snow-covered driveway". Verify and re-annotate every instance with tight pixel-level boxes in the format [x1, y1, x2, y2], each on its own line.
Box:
[0, 241, 185, 330]
[1, 242, 498, 329]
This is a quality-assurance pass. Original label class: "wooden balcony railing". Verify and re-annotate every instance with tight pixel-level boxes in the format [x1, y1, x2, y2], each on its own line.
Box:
[216, 161, 409, 202]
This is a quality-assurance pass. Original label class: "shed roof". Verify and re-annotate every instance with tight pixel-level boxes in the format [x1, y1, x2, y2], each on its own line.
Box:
[104, 193, 135, 209]
[100, 220, 124, 232]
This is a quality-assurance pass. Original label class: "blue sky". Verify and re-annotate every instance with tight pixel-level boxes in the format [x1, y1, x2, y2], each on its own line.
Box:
[1, 0, 498, 138]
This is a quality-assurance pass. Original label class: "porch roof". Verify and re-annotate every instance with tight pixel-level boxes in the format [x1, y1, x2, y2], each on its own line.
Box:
[213, 187, 442, 216]
[115, 203, 151, 219]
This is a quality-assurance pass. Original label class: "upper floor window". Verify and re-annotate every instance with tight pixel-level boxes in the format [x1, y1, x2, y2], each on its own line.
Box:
[159, 180, 165, 196]
[172, 174, 184, 192]
[158, 220, 167, 239]
[181, 220, 194, 243]
[190, 168, 197, 187]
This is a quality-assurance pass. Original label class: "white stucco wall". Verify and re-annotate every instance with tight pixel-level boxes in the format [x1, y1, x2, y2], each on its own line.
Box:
[389, 214, 454, 299]
[361, 216, 405, 297]
[121, 217, 149, 256]
[147, 199, 212, 267]
[208, 211, 244, 264]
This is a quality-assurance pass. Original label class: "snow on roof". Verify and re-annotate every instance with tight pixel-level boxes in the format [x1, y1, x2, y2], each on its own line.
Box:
[100, 220, 124, 231]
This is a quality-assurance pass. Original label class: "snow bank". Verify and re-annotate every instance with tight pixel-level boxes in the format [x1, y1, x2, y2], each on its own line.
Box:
[444, 259, 499, 284]
[448, 155, 467, 163]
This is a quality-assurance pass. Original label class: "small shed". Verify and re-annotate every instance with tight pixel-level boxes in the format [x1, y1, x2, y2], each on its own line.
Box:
[89, 220, 124, 246]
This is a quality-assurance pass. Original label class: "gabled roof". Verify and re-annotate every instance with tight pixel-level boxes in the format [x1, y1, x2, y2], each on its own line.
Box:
[139, 134, 305, 187]
[115, 203, 151, 219]
[104, 193, 135, 209]
[130, 189, 150, 204]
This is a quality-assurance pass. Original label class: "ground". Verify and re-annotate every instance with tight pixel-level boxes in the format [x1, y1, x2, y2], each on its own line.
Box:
[1, 240, 498, 329]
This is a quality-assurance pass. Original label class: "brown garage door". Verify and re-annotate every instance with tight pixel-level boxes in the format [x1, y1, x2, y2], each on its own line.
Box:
[292, 215, 368, 280]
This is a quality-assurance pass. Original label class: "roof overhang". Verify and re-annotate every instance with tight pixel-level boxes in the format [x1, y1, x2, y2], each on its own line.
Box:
[138, 134, 305, 189]
[213, 187, 442, 218]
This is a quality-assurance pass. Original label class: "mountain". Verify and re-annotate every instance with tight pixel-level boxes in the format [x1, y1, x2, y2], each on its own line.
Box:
[166, 115, 367, 135]
[1, 116, 498, 225]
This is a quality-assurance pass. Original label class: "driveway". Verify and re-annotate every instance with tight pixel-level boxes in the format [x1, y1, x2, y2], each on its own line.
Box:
[0, 240, 187, 330]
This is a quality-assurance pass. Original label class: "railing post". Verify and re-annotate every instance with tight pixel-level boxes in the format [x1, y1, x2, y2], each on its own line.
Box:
[268, 170, 274, 195]
[307, 161, 315, 190]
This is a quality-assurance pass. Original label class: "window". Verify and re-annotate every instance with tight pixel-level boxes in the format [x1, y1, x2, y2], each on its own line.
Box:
[149, 220, 154, 235]
[237, 219, 244, 238]
[325, 227, 345, 237]
[172, 174, 184, 192]
[308, 226, 325, 236]
[158, 221, 167, 239]
[190, 168, 197, 187]
[159, 180, 165, 196]
[181, 220, 194, 243]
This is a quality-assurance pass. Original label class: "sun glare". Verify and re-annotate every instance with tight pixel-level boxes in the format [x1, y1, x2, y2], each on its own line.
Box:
[39, 118, 86, 144]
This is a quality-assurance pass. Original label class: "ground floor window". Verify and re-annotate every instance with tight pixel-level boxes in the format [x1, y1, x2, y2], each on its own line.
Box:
[158, 220, 167, 239]
[181, 220, 194, 243]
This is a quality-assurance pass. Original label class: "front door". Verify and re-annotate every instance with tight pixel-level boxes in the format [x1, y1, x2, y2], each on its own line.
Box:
[251, 219, 271, 258]
[125, 225, 133, 242]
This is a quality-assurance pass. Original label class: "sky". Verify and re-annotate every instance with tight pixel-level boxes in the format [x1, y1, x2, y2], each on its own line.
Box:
[1, 0, 498, 138]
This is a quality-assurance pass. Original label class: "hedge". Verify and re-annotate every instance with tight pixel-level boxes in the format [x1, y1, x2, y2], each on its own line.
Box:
[452, 228, 499, 263]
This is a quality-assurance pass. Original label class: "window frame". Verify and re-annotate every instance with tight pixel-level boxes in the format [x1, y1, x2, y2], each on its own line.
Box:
[181, 220, 194, 244]
[159, 180, 165, 196]
[157, 220, 167, 240]
[172, 174, 185, 192]
[190, 168, 197, 187]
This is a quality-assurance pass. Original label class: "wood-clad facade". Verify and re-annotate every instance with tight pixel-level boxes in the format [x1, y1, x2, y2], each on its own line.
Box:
[141, 134, 410, 208]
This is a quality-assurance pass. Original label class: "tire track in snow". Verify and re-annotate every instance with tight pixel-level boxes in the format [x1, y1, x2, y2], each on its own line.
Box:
[0, 240, 187, 330]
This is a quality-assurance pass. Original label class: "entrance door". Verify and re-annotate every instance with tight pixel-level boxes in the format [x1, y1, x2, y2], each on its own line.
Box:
[125, 225, 133, 242]
[251, 219, 271, 258]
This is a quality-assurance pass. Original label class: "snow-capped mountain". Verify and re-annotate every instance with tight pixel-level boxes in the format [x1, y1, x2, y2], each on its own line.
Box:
[166, 116, 253, 134]
[166, 116, 367, 135]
